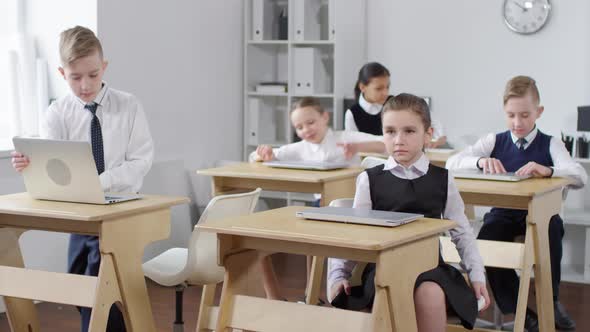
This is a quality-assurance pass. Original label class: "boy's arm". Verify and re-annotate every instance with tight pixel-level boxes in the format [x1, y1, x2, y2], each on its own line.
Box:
[99, 102, 154, 193]
[550, 137, 588, 189]
[446, 133, 496, 170]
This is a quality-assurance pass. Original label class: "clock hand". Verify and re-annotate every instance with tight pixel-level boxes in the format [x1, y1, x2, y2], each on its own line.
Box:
[511, 0, 527, 12]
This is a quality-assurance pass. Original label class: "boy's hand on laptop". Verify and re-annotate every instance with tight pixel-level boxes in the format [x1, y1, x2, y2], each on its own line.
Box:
[256, 145, 275, 161]
[330, 279, 351, 301]
[515, 162, 552, 177]
[10, 151, 29, 172]
[478, 157, 507, 174]
[337, 142, 358, 160]
[472, 281, 491, 311]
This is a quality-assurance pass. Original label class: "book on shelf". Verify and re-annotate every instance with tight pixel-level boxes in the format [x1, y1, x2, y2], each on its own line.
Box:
[255, 82, 288, 93]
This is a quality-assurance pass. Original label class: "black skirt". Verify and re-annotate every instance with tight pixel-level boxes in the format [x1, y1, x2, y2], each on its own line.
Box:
[330, 258, 478, 330]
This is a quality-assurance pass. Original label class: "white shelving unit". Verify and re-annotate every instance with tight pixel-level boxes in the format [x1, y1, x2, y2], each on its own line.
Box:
[561, 161, 590, 284]
[243, 0, 366, 204]
[243, 0, 367, 160]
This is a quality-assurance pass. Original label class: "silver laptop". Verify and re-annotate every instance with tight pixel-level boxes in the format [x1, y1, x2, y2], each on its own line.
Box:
[296, 206, 423, 227]
[263, 160, 350, 171]
[451, 169, 531, 182]
[13, 137, 141, 204]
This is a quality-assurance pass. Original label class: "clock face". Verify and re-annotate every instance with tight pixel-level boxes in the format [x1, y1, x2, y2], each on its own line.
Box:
[503, 0, 551, 34]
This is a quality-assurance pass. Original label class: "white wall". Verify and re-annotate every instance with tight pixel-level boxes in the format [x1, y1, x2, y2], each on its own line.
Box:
[367, 0, 590, 147]
[97, 0, 244, 207]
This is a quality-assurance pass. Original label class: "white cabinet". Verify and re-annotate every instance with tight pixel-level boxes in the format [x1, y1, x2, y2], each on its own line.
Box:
[243, 0, 367, 159]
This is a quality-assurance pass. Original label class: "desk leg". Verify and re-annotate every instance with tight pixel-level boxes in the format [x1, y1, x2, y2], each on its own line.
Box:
[0, 228, 40, 332]
[374, 235, 439, 332]
[99, 209, 171, 332]
[216, 248, 262, 332]
[88, 254, 124, 331]
[528, 189, 562, 332]
[304, 177, 358, 304]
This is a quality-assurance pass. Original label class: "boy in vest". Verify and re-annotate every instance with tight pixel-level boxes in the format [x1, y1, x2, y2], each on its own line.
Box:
[446, 76, 586, 332]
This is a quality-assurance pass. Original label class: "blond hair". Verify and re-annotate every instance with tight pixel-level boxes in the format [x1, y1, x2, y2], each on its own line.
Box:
[291, 96, 325, 114]
[59, 26, 103, 66]
[503, 75, 540, 105]
[382, 93, 431, 130]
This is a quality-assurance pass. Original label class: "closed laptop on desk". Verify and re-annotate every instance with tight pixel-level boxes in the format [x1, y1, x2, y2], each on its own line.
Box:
[263, 160, 350, 171]
[451, 169, 531, 182]
[13, 137, 141, 204]
[296, 206, 423, 227]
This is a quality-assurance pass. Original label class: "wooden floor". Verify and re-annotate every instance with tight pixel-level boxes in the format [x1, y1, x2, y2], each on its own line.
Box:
[1, 253, 589, 331]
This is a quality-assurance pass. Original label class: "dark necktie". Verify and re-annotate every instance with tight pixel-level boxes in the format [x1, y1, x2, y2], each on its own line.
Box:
[85, 103, 105, 174]
[517, 138, 527, 151]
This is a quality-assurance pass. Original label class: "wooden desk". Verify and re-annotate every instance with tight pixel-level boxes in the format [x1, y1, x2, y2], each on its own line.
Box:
[455, 177, 572, 332]
[198, 162, 363, 304]
[0, 193, 189, 332]
[197, 162, 362, 206]
[360, 148, 456, 168]
[198, 206, 455, 332]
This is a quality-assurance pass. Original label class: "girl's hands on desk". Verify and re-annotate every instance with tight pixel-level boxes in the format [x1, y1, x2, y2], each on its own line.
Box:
[477, 157, 507, 174]
[329, 279, 351, 302]
[515, 162, 552, 177]
[11, 151, 29, 172]
[256, 145, 275, 161]
[472, 281, 491, 311]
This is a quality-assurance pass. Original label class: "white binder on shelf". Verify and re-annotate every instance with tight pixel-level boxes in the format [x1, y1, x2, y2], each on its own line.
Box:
[293, 0, 321, 41]
[252, 0, 273, 41]
[248, 98, 277, 145]
[328, 0, 336, 41]
[293, 47, 328, 94]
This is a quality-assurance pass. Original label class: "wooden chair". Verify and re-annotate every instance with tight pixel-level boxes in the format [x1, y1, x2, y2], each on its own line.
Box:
[143, 188, 261, 332]
[441, 234, 535, 332]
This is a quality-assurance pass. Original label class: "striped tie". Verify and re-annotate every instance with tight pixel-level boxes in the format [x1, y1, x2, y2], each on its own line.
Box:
[85, 103, 105, 174]
[517, 138, 527, 151]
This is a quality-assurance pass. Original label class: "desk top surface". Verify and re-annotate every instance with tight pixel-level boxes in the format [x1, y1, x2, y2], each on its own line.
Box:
[197, 162, 363, 183]
[197, 206, 455, 251]
[0, 193, 189, 221]
[455, 177, 573, 197]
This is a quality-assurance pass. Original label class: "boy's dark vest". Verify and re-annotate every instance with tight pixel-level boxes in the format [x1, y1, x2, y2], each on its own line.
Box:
[490, 129, 554, 216]
[490, 130, 554, 172]
[366, 163, 447, 218]
[350, 103, 382, 136]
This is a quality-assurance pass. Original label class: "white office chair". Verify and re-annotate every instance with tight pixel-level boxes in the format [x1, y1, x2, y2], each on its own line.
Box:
[143, 188, 261, 332]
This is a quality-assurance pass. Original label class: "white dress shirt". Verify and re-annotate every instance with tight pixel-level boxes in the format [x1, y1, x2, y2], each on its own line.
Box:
[327, 153, 486, 298]
[344, 93, 382, 132]
[250, 129, 382, 165]
[41, 83, 154, 193]
[446, 128, 587, 189]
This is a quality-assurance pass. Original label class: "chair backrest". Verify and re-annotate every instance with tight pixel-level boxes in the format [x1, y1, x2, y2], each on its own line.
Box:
[185, 188, 261, 285]
[360, 156, 387, 169]
[328, 198, 354, 208]
[439, 236, 531, 270]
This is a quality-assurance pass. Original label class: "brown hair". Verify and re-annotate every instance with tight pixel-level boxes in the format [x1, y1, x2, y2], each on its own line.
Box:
[59, 26, 103, 66]
[381, 93, 431, 130]
[503, 75, 540, 105]
[291, 96, 325, 114]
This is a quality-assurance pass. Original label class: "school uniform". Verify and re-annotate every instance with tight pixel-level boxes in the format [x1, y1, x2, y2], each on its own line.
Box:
[250, 128, 382, 165]
[431, 114, 452, 148]
[328, 154, 486, 329]
[344, 93, 383, 135]
[446, 128, 587, 315]
[42, 83, 154, 332]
